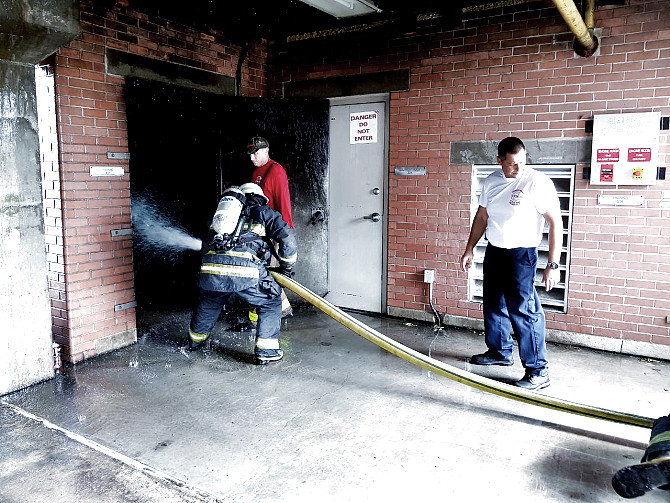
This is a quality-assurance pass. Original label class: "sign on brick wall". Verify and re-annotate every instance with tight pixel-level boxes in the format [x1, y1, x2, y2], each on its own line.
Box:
[350, 111, 378, 144]
[590, 112, 660, 185]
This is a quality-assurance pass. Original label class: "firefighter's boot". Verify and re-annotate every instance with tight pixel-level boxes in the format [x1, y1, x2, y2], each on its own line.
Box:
[281, 290, 293, 319]
[612, 416, 670, 498]
[230, 310, 258, 332]
[254, 336, 282, 365]
[188, 328, 209, 352]
[612, 454, 670, 498]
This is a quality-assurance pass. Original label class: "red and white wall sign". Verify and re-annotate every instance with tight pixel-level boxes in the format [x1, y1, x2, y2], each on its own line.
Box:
[590, 112, 660, 185]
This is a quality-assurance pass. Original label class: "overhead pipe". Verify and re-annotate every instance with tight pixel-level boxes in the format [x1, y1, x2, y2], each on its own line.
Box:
[271, 272, 653, 429]
[235, 43, 249, 97]
[584, 0, 596, 30]
[551, 0, 599, 57]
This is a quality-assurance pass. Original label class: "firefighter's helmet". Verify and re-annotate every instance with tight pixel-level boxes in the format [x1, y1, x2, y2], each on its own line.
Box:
[240, 183, 269, 204]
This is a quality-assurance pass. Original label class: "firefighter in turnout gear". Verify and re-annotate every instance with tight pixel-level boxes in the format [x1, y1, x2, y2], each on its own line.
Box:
[187, 183, 297, 364]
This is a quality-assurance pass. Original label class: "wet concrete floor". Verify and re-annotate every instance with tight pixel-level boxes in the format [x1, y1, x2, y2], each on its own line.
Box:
[1, 305, 669, 502]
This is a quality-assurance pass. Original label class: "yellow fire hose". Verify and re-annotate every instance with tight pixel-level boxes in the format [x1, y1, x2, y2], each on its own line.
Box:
[271, 272, 653, 429]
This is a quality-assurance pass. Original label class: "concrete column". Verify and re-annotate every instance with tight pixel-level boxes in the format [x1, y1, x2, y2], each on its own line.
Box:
[0, 1, 78, 395]
[0, 61, 54, 394]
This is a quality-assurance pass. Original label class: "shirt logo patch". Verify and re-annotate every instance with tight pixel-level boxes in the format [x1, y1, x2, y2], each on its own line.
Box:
[509, 189, 523, 206]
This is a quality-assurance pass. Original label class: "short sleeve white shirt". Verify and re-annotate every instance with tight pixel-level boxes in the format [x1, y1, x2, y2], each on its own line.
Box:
[478, 167, 560, 249]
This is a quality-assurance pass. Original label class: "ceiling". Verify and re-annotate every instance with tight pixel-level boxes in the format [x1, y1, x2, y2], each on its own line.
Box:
[137, 0, 521, 44]
[134, 0, 625, 53]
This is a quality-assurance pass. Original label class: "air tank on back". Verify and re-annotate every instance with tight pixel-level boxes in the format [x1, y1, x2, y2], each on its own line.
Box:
[212, 186, 246, 236]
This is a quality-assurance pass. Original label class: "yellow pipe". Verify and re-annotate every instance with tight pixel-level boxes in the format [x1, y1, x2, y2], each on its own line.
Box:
[585, 0, 595, 30]
[551, 0, 596, 51]
[272, 272, 653, 429]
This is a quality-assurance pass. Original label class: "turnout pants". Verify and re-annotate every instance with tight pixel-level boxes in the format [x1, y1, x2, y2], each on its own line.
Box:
[643, 415, 670, 463]
[190, 281, 282, 354]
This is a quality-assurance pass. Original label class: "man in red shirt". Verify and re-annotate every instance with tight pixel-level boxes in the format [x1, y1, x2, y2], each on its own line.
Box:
[247, 136, 293, 228]
[246, 136, 294, 320]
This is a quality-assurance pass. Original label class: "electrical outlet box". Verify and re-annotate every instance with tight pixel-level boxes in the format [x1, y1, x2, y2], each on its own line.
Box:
[423, 270, 435, 283]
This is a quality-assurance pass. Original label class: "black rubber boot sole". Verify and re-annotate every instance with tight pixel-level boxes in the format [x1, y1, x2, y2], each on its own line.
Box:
[254, 349, 283, 365]
[187, 340, 206, 352]
[254, 357, 282, 366]
[612, 458, 670, 498]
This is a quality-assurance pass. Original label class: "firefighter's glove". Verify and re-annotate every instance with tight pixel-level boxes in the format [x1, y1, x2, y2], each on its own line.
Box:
[210, 234, 226, 252]
[245, 193, 267, 207]
[270, 265, 294, 278]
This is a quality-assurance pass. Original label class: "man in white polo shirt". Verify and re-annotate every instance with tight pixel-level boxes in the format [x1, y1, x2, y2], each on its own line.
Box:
[460, 136, 562, 390]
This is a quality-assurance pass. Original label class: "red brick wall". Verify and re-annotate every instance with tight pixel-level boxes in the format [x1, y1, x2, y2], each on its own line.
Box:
[270, 0, 670, 348]
[51, 0, 264, 362]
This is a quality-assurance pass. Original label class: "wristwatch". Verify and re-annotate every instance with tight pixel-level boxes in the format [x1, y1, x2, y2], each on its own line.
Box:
[547, 262, 559, 269]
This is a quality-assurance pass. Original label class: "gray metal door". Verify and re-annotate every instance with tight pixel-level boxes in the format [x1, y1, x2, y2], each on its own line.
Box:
[326, 99, 387, 312]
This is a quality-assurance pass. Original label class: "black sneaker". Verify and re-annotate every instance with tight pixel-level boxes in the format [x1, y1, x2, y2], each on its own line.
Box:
[470, 350, 514, 366]
[612, 456, 670, 498]
[515, 370, 550, 390]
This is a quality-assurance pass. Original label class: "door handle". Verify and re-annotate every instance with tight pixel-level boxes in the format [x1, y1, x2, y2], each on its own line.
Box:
[371, 187, 380, 195]
[310, 209, 325, 225]
[364, 212, 382, 222]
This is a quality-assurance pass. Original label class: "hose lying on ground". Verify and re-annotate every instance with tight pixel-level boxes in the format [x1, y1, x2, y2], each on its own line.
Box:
[271, 272, 654, 429]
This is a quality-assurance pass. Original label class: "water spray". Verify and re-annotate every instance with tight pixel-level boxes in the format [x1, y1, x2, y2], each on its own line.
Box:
[131, 195, 202, 257]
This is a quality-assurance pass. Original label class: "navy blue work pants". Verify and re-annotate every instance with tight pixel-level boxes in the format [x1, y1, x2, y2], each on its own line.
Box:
[190, 283, 282, 342]
[482, 244, 548, 371]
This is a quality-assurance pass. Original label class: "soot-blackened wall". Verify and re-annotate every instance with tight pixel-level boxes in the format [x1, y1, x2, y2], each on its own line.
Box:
[126, 79, 329, 309]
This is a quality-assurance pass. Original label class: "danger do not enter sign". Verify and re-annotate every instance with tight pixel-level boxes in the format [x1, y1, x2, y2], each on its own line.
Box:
[350, 111, 378, 144]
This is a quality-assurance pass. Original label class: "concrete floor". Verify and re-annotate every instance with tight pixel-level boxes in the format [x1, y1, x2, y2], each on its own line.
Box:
[1, 305, 669, 502]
